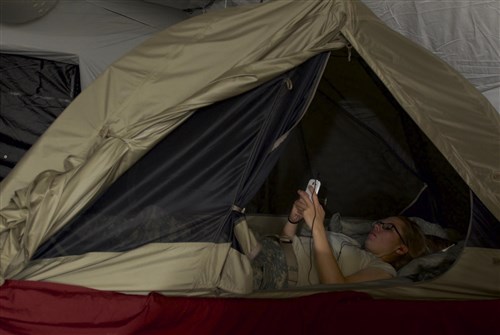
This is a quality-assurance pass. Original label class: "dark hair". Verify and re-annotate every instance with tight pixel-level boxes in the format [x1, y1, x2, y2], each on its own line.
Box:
[389, 216, 428, 270]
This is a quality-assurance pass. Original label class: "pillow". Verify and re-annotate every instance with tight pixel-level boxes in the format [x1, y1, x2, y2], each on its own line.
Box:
[397, 241, 464, 280]
[327, 213, 373, 245]
[408, 217, 448, 239]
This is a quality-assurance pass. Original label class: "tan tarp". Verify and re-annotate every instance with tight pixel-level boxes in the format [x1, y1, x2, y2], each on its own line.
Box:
[13, 242, 238, 295]
[1, 0, 499, 298]
[11, 218, 258, 295]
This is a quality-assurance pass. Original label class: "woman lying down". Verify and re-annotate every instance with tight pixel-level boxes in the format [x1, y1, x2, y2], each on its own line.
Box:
[251, 186, 428, 289]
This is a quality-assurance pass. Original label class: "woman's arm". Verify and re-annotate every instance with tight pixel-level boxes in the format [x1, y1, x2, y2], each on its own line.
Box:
[281, 190, 309, 238]
[315, 226, 393, 283]
[299, 189, 346, 283]
[281, 221, 299, 238]
[302, 189, 393, 284]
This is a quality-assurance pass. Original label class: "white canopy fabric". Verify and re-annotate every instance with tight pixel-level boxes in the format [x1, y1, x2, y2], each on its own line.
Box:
[361, 0, 500, 112]
[0, 0, 188, 88]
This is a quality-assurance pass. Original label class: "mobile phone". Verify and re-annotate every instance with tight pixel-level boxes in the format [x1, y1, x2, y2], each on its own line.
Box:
[305, 179, 321, 200]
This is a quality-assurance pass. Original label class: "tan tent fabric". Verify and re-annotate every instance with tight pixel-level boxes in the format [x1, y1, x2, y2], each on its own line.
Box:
[0, 0, 348, 285]
[11, 218, 257, 295]
[0, 0, 498, 299]
[340, 2, 500, 220]
[12, 242, 239, 295]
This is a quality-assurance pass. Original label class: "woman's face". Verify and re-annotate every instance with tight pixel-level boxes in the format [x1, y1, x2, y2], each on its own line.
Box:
[364, 216, 407, 258]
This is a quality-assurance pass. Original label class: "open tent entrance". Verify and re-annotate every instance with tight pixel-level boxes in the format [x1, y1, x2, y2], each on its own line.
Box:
[245, 47, 473, 283]
[248, 47, 470, 232]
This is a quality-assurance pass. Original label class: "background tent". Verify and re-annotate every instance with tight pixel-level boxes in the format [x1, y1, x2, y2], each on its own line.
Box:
[0, 0, 187, 181]
[0, 0, 188, 88]
[1, 0, 499, 333]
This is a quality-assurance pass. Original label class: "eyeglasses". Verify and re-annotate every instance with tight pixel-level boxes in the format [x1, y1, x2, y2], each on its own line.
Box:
[373, 221, 408, 246]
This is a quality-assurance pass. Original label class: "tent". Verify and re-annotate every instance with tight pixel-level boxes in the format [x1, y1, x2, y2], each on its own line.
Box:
[1, 0, 499, 333]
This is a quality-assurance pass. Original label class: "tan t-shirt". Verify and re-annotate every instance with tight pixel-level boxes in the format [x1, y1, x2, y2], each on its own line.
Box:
[292, 232, 396, 286]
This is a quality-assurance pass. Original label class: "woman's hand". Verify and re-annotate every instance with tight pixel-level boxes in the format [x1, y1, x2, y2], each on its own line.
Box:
[296, 186, 325, 231]
[288, 193, 306, 224]
[283, 186, 326, 238]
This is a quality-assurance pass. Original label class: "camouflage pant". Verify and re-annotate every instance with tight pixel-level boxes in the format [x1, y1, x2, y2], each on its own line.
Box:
[251, 236, 289, 290]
